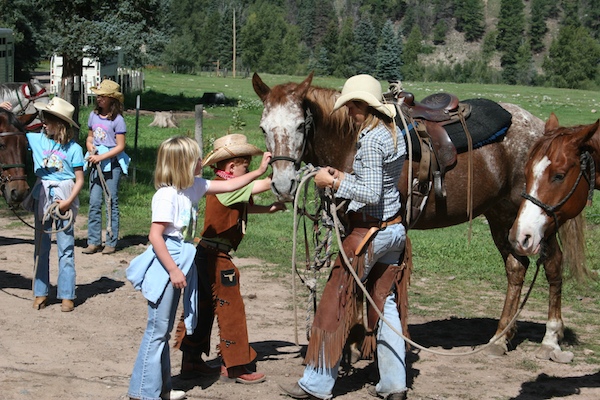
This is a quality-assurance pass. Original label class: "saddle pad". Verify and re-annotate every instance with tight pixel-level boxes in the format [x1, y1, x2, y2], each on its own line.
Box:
[402, 98, 512, 159]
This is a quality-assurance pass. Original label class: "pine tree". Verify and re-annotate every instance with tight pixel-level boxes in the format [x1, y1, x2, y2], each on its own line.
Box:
[333, 18, 358, 78]
[496, 0, 526, 83]
[529, 0, 548, 53]
[376, 20, 403, 81]
[354, 15, 378, 74]
[543, 24, 600, 88]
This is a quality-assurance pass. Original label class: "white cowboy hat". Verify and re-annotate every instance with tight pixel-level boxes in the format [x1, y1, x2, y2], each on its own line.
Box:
[34, 97, 79, 128]
[90, 79, 124, 104]
[202, 134, 263, 167]
[332, 74, 396, 119]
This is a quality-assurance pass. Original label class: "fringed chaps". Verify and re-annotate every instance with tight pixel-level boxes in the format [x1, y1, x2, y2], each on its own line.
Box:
[304, 231, 413, 369]
[361, 237, 413, 359]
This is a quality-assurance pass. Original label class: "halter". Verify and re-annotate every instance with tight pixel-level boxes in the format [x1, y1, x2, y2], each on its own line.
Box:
[0, 131, 28, 187]
[521, 151, 595, 231]
[12, 82, 49, 119]
[268, 108, 314, 170]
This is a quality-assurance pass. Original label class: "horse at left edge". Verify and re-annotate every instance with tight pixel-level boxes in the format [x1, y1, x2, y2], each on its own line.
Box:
[0, 78, 50, 131]
[510, 114, 600, 259]
[252, 72, 590, 362]
[0, 108, 30, 207]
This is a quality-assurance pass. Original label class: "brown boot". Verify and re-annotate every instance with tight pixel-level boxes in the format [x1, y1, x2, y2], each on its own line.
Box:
[61, 299, 74, 312]
[33, 296, 47, 310]
[82, 244, 103, 254]
[220, 365, 266, 384]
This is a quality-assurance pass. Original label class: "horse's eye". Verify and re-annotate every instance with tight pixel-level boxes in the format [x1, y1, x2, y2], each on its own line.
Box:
[298, 122, 305, 133]
[552, 173, 565, 182]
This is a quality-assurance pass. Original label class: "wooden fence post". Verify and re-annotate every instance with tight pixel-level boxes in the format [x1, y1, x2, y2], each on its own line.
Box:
[195, 104, 203, 158]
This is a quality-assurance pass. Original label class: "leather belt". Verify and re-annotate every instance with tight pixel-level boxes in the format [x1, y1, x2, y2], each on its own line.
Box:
[199, 239, 233, 253]
[348, 212, 403, 229]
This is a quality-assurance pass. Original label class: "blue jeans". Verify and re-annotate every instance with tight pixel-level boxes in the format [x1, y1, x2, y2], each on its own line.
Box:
[298, 223, 407, 399]
[88, 165, 121, 248]
[128, 283, 181, 400]
[33, 203, 76, 300]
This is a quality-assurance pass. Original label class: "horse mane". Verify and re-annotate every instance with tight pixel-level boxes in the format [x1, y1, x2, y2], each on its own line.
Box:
[0, 108, 26, 133]
[305, 85, 358, 141]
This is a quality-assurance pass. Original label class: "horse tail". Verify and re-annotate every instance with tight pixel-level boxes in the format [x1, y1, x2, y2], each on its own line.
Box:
[558, 213, 595, 282]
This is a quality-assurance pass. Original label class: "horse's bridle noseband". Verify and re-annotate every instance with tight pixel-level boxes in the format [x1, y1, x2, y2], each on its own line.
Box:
[521, 151, 595, 231]
[12, 82, 49, 118]
[0, 131, 28, 186]
[268, 108, 314, 170]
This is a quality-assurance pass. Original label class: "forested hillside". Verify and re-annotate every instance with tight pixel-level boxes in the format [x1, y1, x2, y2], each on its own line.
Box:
[165, 0, 600, 89]
[2, 0, 599, 90]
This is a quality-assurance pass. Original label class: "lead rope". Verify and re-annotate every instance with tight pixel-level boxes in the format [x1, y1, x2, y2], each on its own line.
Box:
[291, 171, 542, 356]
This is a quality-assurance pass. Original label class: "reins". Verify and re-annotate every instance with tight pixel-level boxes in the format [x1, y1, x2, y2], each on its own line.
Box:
[291, 167, 543, 357]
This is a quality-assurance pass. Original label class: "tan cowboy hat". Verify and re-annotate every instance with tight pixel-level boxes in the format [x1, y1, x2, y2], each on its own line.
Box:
[34, 97, 79, 128]
[202, 134, 263, 167]
[332, 74, 396, 119]
[90, 79, 124, 104]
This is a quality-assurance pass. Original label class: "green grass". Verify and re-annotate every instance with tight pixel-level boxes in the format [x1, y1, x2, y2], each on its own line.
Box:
[4, 71, 600, 355]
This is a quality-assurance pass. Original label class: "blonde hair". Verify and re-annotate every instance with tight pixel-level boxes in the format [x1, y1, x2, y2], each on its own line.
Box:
[361, 107, 398, 149]
[43, 112, 75, 145]
[154, 136, 200, 190]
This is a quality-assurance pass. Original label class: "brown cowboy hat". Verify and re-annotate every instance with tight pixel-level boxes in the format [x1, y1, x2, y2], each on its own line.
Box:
[202, 134, 263, 167]
[90, 79, 124, 104]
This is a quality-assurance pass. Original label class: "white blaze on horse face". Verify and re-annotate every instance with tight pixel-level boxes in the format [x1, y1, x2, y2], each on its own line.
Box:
[260, 100, 305, 201]
[514, 155, 552, 255]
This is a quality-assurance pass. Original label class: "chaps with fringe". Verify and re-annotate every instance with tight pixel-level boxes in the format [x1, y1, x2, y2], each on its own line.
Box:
[304, 229, 412, 369]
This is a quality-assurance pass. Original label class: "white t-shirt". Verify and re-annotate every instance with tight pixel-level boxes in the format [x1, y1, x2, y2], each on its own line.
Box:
[152, 177, 211, 241]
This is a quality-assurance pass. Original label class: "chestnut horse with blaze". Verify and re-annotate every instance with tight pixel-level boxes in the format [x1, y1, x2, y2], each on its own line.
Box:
[510, 114, 599, 262]
[252, 72, 588, 361]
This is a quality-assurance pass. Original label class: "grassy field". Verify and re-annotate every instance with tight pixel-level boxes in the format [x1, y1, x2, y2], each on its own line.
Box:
[5, 70, 600, 359]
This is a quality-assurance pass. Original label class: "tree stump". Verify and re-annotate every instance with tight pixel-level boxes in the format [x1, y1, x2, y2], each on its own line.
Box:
[149, 111, 178, 128]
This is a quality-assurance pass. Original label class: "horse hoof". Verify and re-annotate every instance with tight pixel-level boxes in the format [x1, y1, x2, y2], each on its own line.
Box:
[535, 345, 554, 360]
[483, 343, 507, 358]
[550, 349, 574, 363]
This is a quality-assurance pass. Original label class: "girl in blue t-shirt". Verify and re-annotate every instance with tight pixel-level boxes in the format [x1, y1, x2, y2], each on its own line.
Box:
[29, 97, 85, 312]
[83, 79, 128, 255]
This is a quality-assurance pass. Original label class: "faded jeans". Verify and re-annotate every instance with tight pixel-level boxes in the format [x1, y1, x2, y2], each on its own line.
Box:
[298, 223, 407, 399]
[128, 283, 181, 400]
[88, 165, 121, 248]
[33, 201, 76, 300]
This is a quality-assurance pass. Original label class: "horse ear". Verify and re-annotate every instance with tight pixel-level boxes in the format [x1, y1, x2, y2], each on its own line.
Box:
[252, 73, 270, 102]
[296, 72, 314, 98]
[545, 112, 559, 132]
[577, 119, 600, 146]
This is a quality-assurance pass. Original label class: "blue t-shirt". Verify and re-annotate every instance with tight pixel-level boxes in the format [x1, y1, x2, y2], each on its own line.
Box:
[88, 112, 126, 148]
[26, 132, 85, 181]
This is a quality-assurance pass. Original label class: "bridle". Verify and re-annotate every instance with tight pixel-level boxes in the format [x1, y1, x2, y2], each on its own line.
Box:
[268, 108, 314, 170]
[12, 82, 49, 120]
[521, 151, 595, 231]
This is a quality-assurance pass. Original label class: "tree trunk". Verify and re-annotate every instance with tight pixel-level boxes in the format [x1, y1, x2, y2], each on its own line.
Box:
[60, 55, 83, 129]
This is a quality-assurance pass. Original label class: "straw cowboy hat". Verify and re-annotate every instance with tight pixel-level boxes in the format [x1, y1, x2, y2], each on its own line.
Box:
[90, 79, 124, 104]
[34, 97, 79, 128]
[332, 74, 396, 119]
[202, 134, 263, 167]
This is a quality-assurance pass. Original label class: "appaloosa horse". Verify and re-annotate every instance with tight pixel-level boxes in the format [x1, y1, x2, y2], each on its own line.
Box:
[252, 72, 588, 361]
[0, 108, 29, 207]
[0, 78, 49, 131]
[510, 114, 600, 257]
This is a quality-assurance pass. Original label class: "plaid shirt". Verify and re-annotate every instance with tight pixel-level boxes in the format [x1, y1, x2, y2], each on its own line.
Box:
[336, 121, 406, 221]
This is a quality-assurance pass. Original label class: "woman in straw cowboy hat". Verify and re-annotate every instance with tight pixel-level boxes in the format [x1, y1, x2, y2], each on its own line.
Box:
[280, 74, 410, 400]
[27, 97, 85, 312]
[83, 78, 129, 255]
[174, 133, 286, 384]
